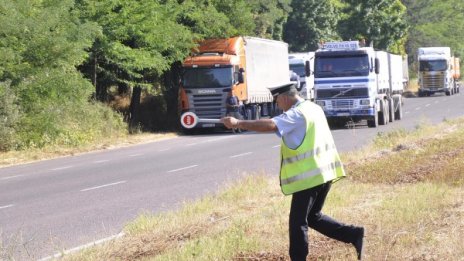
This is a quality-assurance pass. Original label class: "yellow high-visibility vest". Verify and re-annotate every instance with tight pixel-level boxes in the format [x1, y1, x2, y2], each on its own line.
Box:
[280, 101, 345, 195]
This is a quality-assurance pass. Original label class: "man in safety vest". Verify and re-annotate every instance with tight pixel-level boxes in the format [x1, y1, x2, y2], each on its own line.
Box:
[221, 82, 365, 261]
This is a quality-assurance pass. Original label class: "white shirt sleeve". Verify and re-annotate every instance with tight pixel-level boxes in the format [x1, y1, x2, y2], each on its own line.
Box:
[271, 107, 306, 150]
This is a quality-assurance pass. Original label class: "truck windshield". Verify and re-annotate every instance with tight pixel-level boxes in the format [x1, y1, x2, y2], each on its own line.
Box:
[290, 63, 306, 77]
[183, 67, 233, 88]
[419, 60, 447, 71]
[315, 55, 369, 78]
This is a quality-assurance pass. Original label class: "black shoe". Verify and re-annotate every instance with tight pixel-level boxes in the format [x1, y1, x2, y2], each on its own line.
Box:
[353, 227, 364, 260]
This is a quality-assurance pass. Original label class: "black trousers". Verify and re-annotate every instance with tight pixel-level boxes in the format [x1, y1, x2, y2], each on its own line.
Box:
[289, 182, 359, 261]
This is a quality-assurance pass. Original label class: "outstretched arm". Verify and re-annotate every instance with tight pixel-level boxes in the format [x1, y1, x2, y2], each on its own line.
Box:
[221, 117, 277, 132]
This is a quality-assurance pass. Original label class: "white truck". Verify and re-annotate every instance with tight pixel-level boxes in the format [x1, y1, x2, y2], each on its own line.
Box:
[288, 52, 314, 100]
[417, 47, 460, 96]
[179, 36, 289, 130]
[313, 41, 406, 128]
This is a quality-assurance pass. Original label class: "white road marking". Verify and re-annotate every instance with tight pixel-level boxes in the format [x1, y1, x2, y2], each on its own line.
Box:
[425, 104, 431, 107]
[51, 166, 73, 171]
[405, 111, 410, 114]
[0, 204, 14, 210]
[435, 100, 439, 104]
[159, 148, 170, 152]
[185, 143, 198, 146]
[415, 107, 421, 110]
[230, 152, 253, 158]
[0, 175, 24, 181]
[80, 181, 127, 192]
[129, 153, 143, 157]
[38, 232, 125, 261]
[272, 145, 281, 148]
[167, 165, 198, 173]
[93, 160, 110, 164]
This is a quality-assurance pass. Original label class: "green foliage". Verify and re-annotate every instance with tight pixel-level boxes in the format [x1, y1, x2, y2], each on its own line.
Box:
[283, 0, 340, 51]
[0, 0, 126, 150]
[338, 0, 408, 53]
[248, 0, 292, 40]
[0, 82, 20, 151]
[403, 0, 464, 60]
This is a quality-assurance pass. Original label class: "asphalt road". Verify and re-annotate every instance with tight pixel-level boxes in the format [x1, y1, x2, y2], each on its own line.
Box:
[1, 92, 463, 260]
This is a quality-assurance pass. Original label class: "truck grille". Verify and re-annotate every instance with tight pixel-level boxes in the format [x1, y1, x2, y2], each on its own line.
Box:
[331, 100, 354, 109]
[421, 73, 445, 89]
[317, 88, 368, 99]
[191, 94, 225, 119]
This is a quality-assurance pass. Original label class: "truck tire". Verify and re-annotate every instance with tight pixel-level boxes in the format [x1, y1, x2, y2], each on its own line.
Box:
[254, 105, 261, 120]
[446, 90, 451, 96]
[379, 100, 388, 125]
[367, 113, 378, 128]
[394, 96, 403, 120]
[418, 89, 424, 97]
[388, 98, 395, 123]
[246, 108, 252, 120]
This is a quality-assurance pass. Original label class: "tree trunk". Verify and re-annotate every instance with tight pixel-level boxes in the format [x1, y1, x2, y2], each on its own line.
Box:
[129, 85, 142, 132]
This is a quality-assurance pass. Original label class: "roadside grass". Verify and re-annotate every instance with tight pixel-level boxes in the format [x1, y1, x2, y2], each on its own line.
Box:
[51, 118, 464, 260]
[0, 132, 177, 168]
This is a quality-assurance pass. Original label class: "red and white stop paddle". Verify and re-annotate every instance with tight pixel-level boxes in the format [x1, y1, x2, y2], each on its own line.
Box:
[180, 112, 221, 129]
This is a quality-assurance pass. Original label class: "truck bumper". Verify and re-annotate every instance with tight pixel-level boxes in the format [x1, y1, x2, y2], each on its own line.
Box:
[324, 108, 375, 121]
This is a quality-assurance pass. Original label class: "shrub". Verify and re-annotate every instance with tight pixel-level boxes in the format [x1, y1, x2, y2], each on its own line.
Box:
[0, 82, 20, 151]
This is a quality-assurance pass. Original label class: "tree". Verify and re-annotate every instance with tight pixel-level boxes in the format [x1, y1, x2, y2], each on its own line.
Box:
[403, 0, 464, 59]
[338, 0, 408, 53]
[248, 0, 291, 40]
[283, 0, 340, 51]
[76, 0, 197, 101]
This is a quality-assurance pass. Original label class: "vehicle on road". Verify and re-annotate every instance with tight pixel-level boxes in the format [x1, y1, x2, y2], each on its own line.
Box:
[288, 52, 314, 100]
[313, 41, 407, 128]
[417, 47, 460, 96]
[179, 36, 289, 131]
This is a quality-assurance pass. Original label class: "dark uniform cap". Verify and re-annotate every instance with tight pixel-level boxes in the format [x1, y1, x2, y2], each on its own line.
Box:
[269, 82, 298, 97]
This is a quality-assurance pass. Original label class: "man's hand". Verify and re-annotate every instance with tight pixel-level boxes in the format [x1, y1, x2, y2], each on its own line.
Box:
[221, 117, 239, 129]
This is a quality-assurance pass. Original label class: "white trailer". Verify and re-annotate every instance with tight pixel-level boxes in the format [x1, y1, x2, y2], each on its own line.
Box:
[244, 37, 290, 104]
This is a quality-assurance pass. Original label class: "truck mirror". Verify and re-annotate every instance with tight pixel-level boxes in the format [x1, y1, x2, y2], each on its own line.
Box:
[305, 60, 311, 76]
[238, 68, 245, 84]
[375, 58, 380, 74]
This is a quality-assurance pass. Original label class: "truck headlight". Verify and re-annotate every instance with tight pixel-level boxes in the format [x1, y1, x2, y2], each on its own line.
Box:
[360, 99, 370, 105]
[316, 101, 325, 106]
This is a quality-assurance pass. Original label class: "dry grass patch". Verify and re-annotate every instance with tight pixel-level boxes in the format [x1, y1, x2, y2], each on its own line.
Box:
[57, 118, 464, 261]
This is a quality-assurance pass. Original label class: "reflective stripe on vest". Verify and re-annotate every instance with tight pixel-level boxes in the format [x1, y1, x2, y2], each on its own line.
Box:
[281, 161, 342, 185]
[279, 101, 345, 195]
[282, 144, 336, 166]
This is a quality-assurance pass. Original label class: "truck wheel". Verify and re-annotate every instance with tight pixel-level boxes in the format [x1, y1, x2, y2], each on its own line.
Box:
[379, 100, 388, 125]
[254, 105, 261, 120]
[388, 98, 395, 123]
[418, 89, 423, 97]
[394, 97, 403, 120]
[367, 113, 378, 128]
[446, 90, 451, 96]
[246, 108, 252, 120]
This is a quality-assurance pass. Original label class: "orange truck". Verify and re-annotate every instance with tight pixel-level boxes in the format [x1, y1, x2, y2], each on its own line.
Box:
[179, 36, 289, 130]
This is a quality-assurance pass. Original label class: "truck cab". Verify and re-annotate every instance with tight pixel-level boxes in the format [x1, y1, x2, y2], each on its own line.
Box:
[417, 47, 459, 96]
[313, 41, 404, 128]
